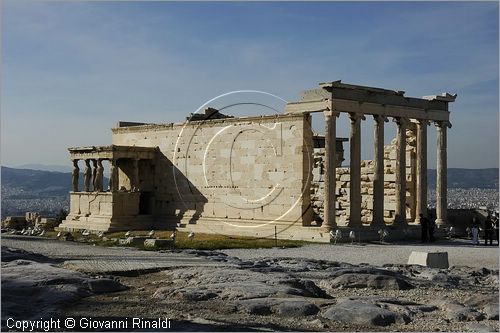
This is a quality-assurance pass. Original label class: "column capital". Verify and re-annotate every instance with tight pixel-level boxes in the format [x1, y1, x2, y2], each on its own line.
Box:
[392, 116, 409, 126]
[416, 119, 430, 126]
[323, 110, 340, 118]
[373, 114, 389, 123]
[433, 120, 452, 129]
[348, 112, 366, 123]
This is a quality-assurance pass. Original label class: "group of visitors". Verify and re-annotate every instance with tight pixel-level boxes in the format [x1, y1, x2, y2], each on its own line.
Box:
[419, 211, 500, 246]
[419, 213, 435, 243]
[471, 212, 499, 246]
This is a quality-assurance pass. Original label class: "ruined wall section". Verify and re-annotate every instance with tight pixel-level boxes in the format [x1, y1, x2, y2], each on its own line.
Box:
[111, 114, 311, 229]
[311, 125, 417, 225]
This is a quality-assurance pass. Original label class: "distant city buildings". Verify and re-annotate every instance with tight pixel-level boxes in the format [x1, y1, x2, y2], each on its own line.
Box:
[428, 188, 499, 211]
[1, 187, 497, 220]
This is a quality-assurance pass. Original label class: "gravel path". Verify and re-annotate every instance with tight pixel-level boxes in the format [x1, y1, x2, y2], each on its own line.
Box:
[223, 239, 500, 269]
[1, 235, 228, 274]
[2, 235, 498, 270]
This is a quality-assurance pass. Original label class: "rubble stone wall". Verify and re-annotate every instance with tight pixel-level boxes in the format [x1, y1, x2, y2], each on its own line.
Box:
[311, 125, 417, 225]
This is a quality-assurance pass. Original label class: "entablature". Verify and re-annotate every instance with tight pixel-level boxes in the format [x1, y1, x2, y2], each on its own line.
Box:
[284, 80, 456, 122]
[68, 145, 157, 161]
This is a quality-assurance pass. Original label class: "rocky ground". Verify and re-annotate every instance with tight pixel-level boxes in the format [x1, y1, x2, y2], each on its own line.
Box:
[1, 234, 499, 332]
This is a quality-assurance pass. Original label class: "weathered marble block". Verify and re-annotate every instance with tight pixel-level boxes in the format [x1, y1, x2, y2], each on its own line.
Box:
[407, 251, 449, 269]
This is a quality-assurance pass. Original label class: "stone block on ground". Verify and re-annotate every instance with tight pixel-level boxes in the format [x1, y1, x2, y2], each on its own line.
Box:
[144, 238, 174, 248]
[60, 232, 74, 241]
[119, 236, 147, 246]
[2, 216, 27, 230]
[36, 218, 60, 231]
[408, 251, 449, 269]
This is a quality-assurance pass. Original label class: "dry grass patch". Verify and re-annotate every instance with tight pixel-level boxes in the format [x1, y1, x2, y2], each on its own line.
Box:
[44, 230, 307, 250]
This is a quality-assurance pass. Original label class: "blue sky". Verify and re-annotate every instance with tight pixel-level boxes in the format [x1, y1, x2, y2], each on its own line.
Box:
[1, 1, 498, 168]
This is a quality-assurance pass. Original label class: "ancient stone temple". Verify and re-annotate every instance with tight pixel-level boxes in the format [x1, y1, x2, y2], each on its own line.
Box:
[58, 80, 455, 242]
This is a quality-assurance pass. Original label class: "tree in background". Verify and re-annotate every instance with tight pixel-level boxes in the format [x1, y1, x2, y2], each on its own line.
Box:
[55, 209, 68, 222]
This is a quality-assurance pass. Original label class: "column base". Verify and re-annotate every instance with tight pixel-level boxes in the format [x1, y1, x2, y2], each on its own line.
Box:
[435, 219, 448, 228]
[370, 221, 386, 228]
[322, 225, 335, 232]
[392, 215, 408, 227]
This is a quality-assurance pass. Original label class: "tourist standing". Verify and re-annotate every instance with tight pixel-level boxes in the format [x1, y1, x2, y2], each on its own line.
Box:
[484, 213, 494, 246]
[428, 213, 436, 242]
[494, 212, 499, 245]
[419, 214, 428, 243]
[471, 217, 480, 245]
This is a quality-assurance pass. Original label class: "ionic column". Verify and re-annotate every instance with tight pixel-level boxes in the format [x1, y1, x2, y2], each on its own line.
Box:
[371, 115, 387, 226]
[394, 117, 408, 226]
[415, 120, 429, 224]
[132, 158, 139, 191]
[323, 110, 339, 230]
[435, 121, 450, 227]
[348, 113, 364, 227]
[109, 159, 119, 192]
[83, 159, 92, 192]
[71, 159, 79, 192]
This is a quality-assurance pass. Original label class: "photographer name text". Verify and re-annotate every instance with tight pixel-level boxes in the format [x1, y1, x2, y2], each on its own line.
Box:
[6, 317, 172, 331]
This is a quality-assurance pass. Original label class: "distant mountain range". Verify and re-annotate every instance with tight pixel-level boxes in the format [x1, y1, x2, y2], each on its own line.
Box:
[0, 166, 108, 217]
[2, 166, 75, 197]
[1, 166, 498, 194]
[1, 166, 110, 197]
[15, 164, 73, 173]
[427, 168, 498, 189]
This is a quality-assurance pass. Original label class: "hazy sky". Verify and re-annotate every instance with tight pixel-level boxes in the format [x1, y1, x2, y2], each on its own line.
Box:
[1, 1, 498, 169]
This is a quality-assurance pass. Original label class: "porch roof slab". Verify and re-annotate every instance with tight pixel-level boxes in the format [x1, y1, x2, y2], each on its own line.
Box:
[68, 145, 156, 160]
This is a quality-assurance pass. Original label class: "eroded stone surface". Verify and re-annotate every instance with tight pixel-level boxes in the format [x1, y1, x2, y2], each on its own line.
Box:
[237, 298, 319, 317]
[1, 251, 127, 320]
[322, 299, 407, 326]
[328, 273, 413, 290]
[2, 237, 498, 332]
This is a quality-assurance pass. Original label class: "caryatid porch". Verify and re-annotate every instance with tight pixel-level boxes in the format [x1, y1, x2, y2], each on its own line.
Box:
[285, 80, 456, 231]
[58, 145, 158, 232]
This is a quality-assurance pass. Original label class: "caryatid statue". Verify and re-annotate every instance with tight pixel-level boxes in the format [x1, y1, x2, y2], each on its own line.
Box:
[94, 159, 104, 192]
[108, 160, 118, 192]
[83, 160, 92, 192]
[71, 160, 79, 192]
[91, 159, 98, 191]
